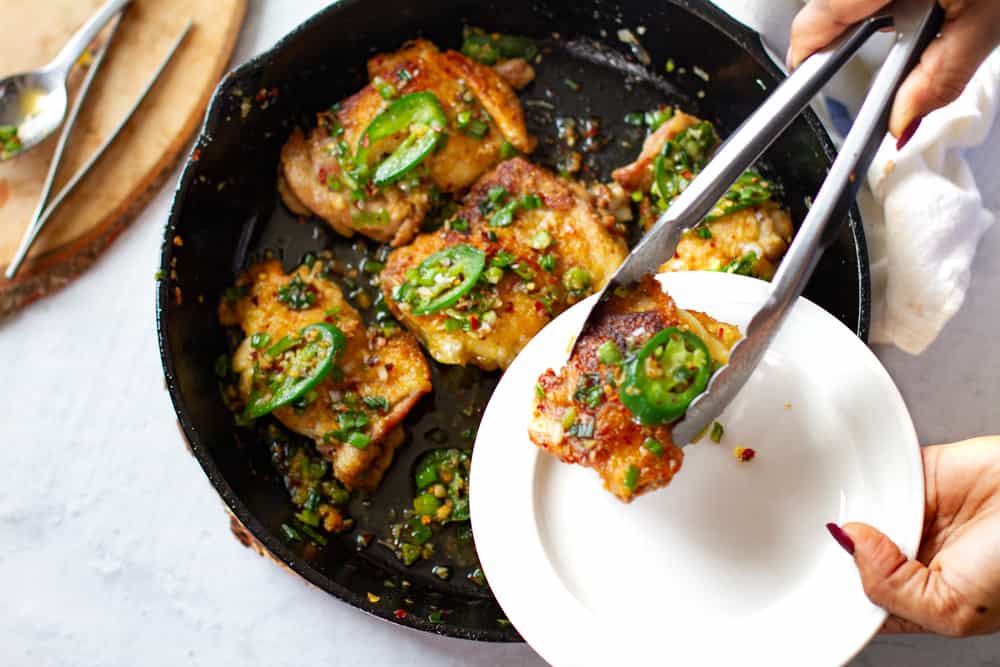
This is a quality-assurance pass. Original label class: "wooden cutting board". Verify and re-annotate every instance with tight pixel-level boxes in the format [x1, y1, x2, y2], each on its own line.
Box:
[0, 0, 246, 315]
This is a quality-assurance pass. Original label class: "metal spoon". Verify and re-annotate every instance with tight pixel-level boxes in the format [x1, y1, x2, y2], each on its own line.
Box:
[4, 20, 192, 280]
[0, 0, 132, 160]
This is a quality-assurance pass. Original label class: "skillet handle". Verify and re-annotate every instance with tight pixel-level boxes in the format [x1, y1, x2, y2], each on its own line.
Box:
[672, 0, 945, 446]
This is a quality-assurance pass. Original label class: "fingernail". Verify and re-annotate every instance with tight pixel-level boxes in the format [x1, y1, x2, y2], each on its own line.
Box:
[896, 116, 922, 150]
[785, 47, 794, 70]
[826, 522, 855, 555]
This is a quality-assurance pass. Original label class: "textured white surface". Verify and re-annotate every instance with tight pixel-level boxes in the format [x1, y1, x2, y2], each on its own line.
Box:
[1, 1, 998, 665]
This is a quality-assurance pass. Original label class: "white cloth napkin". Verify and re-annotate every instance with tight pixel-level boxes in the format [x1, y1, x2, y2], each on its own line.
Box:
[712, 0, 1000, 354]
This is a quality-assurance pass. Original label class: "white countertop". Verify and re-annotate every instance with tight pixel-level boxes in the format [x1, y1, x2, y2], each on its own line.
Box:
[2, 1, 998, 664]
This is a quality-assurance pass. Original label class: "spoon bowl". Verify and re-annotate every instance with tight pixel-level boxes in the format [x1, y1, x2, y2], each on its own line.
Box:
[0, 0, 130, 161]
[0, 69, 68, 158]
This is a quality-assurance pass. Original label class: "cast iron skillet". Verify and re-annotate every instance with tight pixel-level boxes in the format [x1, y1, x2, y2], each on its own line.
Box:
[157, 0, 871, 643]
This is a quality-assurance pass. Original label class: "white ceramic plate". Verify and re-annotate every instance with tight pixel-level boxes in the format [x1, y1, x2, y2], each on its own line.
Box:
[470, 271, 923, 667]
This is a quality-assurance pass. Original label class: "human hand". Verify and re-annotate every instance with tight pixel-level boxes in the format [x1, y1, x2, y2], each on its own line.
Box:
[787, 0, 1000, 143]
[826, 437, 1000, 636]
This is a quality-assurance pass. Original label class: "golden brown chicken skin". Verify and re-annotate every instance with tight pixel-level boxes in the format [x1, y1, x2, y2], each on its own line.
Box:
[659, 202, 793, 280]
[528, 277, 738, 502]
[219, 259, 432, 490]
[279, 40, 535, 247]
[380, 157, 628, 370]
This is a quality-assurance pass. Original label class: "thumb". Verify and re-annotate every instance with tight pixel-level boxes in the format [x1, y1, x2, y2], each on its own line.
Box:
[833, 522, 977, 637]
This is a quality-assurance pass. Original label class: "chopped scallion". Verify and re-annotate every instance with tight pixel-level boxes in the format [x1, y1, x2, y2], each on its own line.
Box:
[500, 140, 518, 160]
[281, 523, 302, 541]
[623, 465, 639, 491]
[362, 396, 390, 411]
[347, 431, 371, 449]
[465, 119, 490, 138]
[643, 437, 664, 456]
[529, 230, 552, 250]
[597, 340, 621, 365]
[561, 407, 577, 430]
[710, 421, 724, 443]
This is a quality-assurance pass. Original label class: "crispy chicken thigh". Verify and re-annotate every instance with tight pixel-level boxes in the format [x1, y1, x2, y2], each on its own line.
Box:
[219, 260, 431, 490]
[613, 111, 793, 279]
[528, 277, 738, 502]
[380, 157, 628, 370]
[279, 40, 535, 247]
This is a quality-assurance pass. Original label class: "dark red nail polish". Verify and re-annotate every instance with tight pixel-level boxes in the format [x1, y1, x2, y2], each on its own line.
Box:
[826, 522, 855, 555]
[896, 117, 922, 150]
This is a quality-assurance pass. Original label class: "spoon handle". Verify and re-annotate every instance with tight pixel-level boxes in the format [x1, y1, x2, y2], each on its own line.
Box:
[47, 0, 133, 76]
[28, 14, 124, 241]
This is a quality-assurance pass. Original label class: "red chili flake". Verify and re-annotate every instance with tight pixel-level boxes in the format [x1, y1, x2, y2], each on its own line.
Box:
[361, 135, 370, 148]
[255, 88, 268, 101]
[682, 170, 693, 179]
[734, 447, 756, 463]
[673, 251, 680, 259]
[469, 315, 480, 331]
[318, 166, 330, 183]
[324, 315, 335, 323]
[718, 327, 724, 337]
[504, 302, 515, 313]
[534, 300, 546, 314]
[393, 609, 408, 620]
[385, 363, 394, 372]
[191, 149, 201, 162]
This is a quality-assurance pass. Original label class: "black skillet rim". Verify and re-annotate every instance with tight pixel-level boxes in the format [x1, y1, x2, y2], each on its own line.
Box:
[156, 0, 871, 644]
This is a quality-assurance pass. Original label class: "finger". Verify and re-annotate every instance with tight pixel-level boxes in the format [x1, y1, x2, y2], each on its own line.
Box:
[889, 4, 1000, 138]
[841, 522, 985, 637]
[880, 614, 928, 634]
[788, 0, 891, 69]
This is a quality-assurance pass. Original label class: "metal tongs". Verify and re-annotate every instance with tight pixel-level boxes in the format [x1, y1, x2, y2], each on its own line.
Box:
[575, 0, 944, 445]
